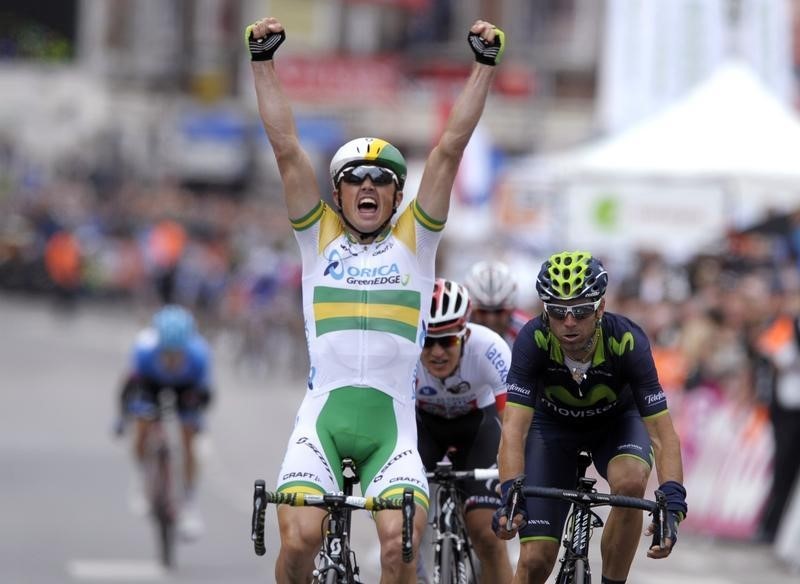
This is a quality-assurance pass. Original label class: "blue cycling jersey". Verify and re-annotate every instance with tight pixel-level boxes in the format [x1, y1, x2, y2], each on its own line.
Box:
[506, 312, 668, 425]
[131, 329, 211, 390]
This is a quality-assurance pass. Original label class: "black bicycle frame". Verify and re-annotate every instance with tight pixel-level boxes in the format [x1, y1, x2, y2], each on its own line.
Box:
[427, 460, 498, 584]
[314, 459, 360, 583]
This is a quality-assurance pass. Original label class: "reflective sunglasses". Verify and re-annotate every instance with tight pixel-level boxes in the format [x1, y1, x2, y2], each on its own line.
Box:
[338, 165, 398, 186]
[543, 299, 601, 321]
[423, 334, 464, 349]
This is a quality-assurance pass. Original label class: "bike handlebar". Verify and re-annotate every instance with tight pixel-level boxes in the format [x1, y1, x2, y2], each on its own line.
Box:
[425, 464, 499, 483]
[512, 484, 669, 549]
[251, 479, 416, 562]
[522, 485, 659, 512]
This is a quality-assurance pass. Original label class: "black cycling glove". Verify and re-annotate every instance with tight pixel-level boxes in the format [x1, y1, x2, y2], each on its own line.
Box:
[468, 27, 505, 66]
[492, 476, 528, 535]
[245, 24, 286, 61]
[658, 480, 687, 548]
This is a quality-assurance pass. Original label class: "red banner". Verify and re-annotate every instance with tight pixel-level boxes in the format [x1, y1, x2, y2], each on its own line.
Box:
[276, 56, 402, 103]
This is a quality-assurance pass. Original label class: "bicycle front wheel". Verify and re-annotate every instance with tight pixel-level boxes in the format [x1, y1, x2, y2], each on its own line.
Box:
[435, 539, 459, 584]
[152, 450, 176, 568]
[573, 557, 589, 584]
[156, 511, 175, 568]
[556, 557, 589, 584]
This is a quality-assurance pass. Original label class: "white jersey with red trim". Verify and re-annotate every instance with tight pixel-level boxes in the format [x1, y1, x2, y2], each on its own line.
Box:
[291, 198, 444, 403]
[415, 323, 511, 419]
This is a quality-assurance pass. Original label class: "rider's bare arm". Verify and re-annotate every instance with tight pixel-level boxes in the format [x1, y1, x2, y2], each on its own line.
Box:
[416, 20, 501, 222]
[498, 404, 531, 482]
[644, 412, 684, 486]
[249, 17, 320, 221]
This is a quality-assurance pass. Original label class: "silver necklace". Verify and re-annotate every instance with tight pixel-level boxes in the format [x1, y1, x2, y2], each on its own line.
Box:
[564, 329, 600, 385]
[566, 359, 590, 384]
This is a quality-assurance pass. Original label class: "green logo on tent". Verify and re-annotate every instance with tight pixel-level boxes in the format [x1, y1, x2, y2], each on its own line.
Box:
[594, 196, 617, 231]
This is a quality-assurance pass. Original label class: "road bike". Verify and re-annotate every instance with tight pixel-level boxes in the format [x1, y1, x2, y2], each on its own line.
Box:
[251, 458, 416, 583]
[506, 451, 668, 584]
[137, 388, 179, 569]
[425, 460, 498, 584]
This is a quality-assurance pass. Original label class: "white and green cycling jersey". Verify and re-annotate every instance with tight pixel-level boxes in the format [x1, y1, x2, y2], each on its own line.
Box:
[276, 198, 444, 504]
[292, 199, 444, 403]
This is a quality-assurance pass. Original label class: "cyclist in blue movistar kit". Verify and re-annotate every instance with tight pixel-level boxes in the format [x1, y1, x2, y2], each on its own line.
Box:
[117, 304, 213, 541]
[246, 15, 505, 584]
[493, 252, 686, 584]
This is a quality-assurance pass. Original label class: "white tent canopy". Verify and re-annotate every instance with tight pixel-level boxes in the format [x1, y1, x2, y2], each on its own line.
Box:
[570, 60, 800, 180]
[497, 60, 800, 261]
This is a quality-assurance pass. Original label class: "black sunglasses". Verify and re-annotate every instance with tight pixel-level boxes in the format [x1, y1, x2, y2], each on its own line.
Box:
[544, 299, 601, 321]
[423, 334, 463, 349]
[339, 165, 397, 186]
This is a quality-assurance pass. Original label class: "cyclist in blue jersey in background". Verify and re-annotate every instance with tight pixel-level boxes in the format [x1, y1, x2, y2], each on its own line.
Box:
[116, 304, 213, 541]
[246, 14, 504, 584]
[493, 251, 686, 584]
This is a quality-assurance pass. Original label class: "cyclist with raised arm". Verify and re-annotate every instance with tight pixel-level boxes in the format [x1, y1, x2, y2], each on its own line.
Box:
[416, 278, 513, 583]
[493, 251, 686, 584]
[246, 15, 504, 583]
[464, 260, 531, 345]
[117, 304, 213, 541]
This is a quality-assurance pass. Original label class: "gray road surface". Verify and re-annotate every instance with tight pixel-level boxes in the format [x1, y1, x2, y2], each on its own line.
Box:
[1, 294, 797, 583]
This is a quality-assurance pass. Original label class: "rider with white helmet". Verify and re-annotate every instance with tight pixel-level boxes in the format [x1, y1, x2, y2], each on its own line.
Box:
[464, 259, 531, 345]
[416, 278, 514, 582]
[246, 13, 506, 581]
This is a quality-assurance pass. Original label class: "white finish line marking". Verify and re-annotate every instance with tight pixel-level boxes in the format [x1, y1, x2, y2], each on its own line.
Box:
[67, 559, 167, 581]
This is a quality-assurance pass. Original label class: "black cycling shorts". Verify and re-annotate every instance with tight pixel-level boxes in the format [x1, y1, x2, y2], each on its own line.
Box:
[124, 377, 210, 431]
[519, 407, 653, 541]
[416, 405, 502, 510]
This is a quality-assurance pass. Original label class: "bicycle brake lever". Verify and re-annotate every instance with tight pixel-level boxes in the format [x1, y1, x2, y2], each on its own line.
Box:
[252, 479, 267, 556]
[401, 488, 415, 563]
[505, 475, 525, 532]
[652, 490, 666, 549]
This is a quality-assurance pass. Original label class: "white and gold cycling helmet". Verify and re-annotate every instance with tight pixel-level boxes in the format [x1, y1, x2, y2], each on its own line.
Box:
[329, 137, 407, 189]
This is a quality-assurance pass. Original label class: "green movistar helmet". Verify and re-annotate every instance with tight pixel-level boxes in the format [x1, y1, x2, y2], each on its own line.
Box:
[536, 251, 608, 302]
[329, 137, 407, 189]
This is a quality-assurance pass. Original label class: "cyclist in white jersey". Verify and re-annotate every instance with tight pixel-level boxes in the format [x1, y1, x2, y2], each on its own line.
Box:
[246, 16, 505, 584]
[464, 259, 532, 346]
[416, 279, 513, 583]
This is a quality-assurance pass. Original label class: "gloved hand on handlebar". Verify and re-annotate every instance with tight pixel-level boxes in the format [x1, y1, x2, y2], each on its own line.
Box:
[647, 480, 687, 557]
[659, 480, 687, 547]
[492, 475, 528, 539]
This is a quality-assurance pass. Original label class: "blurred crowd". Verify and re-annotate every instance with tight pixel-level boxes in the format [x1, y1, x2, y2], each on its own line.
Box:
[606, 217, 800, 544]
[0, 168, 307, 378]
